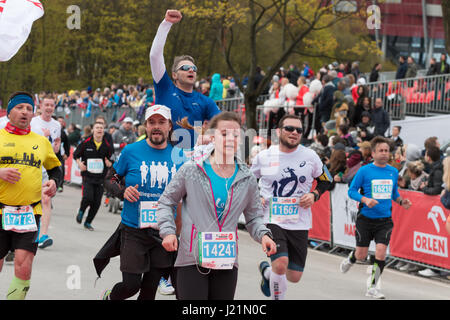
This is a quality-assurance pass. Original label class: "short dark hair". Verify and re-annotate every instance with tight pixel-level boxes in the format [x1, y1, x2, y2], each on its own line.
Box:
[393, 125, 401, 132]
[370, 136, 389, 151]
[278, 114, 301, 129]
[426, 146, 441, 162]
[317, 134, 329, 147]
[424, 136, 438, 150]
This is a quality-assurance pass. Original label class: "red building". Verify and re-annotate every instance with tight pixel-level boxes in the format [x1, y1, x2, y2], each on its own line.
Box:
[372, 0, 446, 66]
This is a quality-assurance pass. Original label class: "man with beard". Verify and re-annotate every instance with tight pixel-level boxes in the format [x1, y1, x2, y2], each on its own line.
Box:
[340, 136, 412, 299]
[99, 105, 185, 300]
[251, 115, 332, 300]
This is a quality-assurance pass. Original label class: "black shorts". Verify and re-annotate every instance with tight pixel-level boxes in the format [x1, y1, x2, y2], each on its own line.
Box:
[355, 214, 393, 247]
[119, 223, 176, 274]
[267, 224, 308, 272]
[0, 215, 41, 258]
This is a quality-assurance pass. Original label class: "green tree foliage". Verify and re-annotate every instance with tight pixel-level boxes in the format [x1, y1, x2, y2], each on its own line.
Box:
[0, 0, 382, 123]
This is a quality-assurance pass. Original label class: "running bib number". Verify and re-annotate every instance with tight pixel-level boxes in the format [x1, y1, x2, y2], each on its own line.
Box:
[139, 201, 158, 229]
[198, 232, 236, 270]
[87, 158, 104, 174]
[371, 180, 393, 200]
[269, 197, 300, 224]
[2, 205, 37, 233]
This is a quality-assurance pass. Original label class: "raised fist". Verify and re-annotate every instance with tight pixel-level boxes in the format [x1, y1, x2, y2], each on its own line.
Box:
[165, 10, 182, 24]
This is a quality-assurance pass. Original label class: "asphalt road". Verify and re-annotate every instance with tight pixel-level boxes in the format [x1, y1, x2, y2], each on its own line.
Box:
[1, 184, 449, 300]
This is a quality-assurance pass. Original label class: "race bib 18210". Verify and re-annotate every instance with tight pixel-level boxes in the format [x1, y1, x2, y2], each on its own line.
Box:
[371, 179, 393, 200]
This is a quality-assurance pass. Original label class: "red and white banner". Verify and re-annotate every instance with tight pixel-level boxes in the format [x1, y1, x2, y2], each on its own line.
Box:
[0, 0, 44, 61]
[64, 147, 82, 185]
[390, 190, 450, 269]
[331, 183, 385, 253]
[310, 191, 331, 242]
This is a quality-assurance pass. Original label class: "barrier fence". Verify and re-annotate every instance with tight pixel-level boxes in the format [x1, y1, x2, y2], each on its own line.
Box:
[63, 150, 449, 272]
[54, 105, 137, 128]
[310, 183, 449, 271]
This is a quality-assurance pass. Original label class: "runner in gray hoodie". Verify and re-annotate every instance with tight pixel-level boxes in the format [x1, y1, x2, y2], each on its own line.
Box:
[157, 111, 276, 300]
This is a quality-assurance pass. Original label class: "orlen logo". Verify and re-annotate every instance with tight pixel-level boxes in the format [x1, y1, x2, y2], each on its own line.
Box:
[413, 206, 448, 258]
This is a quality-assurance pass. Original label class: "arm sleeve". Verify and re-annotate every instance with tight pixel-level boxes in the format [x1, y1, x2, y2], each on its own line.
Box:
[243, 174, 272, 243]
[314, 164, 333, 197]
[150, 20, 173, 84]
[47, 166, 62, 187]
[157, 163, 188, 238]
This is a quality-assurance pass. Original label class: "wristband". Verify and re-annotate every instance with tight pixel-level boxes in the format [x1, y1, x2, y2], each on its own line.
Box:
[311, 191, 320, 202]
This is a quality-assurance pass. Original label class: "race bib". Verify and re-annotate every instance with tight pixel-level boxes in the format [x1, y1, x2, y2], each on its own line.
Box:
[139, 201, 158, 229]
[2, 205, 37, 233]
[198, 232, 236, 270]
[371, 179, 393, 200]
[87, 158, 104, 174]
[269, 197, 300, 224]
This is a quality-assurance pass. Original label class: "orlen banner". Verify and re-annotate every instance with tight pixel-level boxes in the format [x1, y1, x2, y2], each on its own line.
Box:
[331, 183, 387, 254]
[0, 0, 44, 61]
[390, 190, 450, 269]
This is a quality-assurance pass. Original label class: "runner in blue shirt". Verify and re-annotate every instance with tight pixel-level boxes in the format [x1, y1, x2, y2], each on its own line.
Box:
[150, 9, 221, 149]
[340, 136, 412, 299]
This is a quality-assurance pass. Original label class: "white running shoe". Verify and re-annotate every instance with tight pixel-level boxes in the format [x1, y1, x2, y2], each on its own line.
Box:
[158, 277, 175, 295]
[340, 251, 354, 273]
[366, 286, 385, 299]
[418, 268, 440, 277]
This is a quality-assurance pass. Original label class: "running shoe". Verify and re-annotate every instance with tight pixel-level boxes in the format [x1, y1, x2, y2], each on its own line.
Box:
[101, 289, 111, 300]
[340, 251, 354, 273]
[418, 268, 440, 277]
[76, 210, 84, 224]
[5, 251, 14, 263]
[258, 261, 271, 297]
[158, 278, 175, 295]
[38, 235, 53, 249]
[57, 187, 63, 193]
[365, 286, 385, 299]
[84, 222, 94, 231]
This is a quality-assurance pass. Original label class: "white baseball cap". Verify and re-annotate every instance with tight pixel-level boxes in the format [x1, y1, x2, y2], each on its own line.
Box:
[145, 104, 171, 121]
[123, 117, 134, 123]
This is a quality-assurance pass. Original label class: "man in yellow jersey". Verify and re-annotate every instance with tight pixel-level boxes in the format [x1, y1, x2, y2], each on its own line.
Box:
[0, 92, 62, 300]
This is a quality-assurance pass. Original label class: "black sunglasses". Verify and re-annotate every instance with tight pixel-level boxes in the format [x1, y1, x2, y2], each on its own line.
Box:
[282, 126, 303, 134]
[177, 65, 198, 72]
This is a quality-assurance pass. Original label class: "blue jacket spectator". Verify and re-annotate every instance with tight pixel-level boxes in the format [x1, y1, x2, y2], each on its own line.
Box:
[209, 73, 224, 101]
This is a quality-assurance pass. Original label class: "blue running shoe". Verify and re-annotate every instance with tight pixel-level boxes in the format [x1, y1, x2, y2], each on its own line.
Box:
[259, 261, 271, 297]
[38, 235, 53, 249]
[76, 210, 84, 224]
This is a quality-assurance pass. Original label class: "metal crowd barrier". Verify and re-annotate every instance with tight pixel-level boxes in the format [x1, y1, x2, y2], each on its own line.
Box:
[54, 105, 137, 128]
[366, 73, 450, 118]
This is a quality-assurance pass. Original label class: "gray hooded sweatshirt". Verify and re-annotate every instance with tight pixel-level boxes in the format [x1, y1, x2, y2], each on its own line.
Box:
[157, 149, 272, 268]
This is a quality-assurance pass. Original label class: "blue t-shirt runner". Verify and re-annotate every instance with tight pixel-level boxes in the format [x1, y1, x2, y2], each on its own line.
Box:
[348, 163, 400, 219]
[113, 140, 185, 228]
[150, 19, 221, 149]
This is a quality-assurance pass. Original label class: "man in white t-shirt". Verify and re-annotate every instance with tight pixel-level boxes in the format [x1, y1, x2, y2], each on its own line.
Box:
[30, 95, 61, 249]
[0, 115, 8, 129]
[251, 114, 332, 300]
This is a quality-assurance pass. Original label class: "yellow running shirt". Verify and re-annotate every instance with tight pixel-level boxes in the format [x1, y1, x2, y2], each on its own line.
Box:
[0, 129, 61, 215]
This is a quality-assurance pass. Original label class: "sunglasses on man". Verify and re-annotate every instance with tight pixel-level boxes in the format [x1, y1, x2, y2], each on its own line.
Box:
[177, 65, 198, 72]
[282, 126, 303, 134]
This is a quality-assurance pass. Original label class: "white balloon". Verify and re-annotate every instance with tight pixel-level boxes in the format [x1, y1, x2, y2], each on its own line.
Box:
[309, 79, 322, 95]
[284, 84, 299, 100]
[302, 92, 313, 106]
